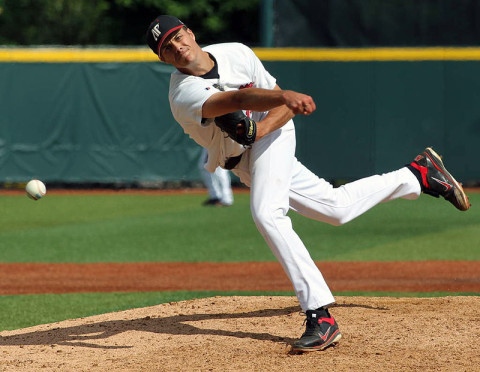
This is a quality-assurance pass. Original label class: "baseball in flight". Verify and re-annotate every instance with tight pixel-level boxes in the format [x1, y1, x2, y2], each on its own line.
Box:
[25, 179, 47, 200]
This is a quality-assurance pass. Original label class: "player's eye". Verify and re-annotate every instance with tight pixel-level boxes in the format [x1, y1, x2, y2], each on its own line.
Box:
[163, 45, 171, 53]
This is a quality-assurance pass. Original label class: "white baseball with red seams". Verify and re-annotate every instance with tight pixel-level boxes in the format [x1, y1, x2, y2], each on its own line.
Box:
[25, 179, 47, 200]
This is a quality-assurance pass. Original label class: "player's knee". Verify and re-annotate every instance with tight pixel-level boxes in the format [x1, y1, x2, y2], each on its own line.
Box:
[329, 219, 343, 227]
[250, 206, 270, 227]
[329, 213, 355, 226]
[321, 210, 353, 226]
[251, 204, 287, 230]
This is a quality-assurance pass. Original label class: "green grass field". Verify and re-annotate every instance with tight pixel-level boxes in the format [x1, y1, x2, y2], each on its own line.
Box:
[0, 191, 478, 330]
[1, 192, 478, 262]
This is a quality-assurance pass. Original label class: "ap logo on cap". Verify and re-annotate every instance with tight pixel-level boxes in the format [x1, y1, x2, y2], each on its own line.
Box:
[151, 24, 161, 41]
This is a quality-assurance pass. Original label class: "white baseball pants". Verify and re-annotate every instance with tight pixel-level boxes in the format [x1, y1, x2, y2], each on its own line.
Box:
[232, 122, 421, 311]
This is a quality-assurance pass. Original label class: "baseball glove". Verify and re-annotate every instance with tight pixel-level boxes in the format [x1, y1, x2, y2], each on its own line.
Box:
[214, 111, 257, 146]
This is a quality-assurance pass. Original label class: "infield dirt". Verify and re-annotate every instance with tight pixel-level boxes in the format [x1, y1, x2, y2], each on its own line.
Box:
[1, 295, 479, 371]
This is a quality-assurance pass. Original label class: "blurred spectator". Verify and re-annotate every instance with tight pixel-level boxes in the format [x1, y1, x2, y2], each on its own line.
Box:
[199, 148, 233, 207]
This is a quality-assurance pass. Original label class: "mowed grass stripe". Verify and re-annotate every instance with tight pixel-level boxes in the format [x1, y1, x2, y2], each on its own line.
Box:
[0, 193, 478, 262]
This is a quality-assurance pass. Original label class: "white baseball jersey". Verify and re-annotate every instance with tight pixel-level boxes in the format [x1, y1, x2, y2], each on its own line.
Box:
[169, 42, 281, 172]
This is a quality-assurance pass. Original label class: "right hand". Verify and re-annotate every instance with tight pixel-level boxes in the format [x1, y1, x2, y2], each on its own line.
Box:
[282, 90, 316, 115]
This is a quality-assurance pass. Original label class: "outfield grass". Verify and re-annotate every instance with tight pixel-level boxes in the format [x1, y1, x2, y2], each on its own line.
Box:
[0, 192, 478, 262]
[0, 191, 478, 330]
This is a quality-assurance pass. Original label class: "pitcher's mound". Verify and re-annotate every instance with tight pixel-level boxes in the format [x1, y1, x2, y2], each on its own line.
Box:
[1, 296, 479, 371]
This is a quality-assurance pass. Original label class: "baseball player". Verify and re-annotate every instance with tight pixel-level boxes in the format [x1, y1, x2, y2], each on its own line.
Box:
[199, 148, 234, 206]
[146, 15, 470, 352]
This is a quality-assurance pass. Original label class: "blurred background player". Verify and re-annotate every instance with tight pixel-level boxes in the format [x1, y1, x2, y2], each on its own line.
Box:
[199, 148, 233, 206]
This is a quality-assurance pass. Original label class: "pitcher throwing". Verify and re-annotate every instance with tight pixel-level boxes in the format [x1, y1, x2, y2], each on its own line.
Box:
[146, 15, 470, 352]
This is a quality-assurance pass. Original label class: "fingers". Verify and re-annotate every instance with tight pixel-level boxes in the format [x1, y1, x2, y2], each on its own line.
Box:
[284, 91, 316, 115]
[300, 99, 316, 115]
[291, 99, 315, 115]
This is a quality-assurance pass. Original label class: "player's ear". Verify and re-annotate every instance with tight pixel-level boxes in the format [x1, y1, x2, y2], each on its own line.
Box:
[186, 28, 195, 40]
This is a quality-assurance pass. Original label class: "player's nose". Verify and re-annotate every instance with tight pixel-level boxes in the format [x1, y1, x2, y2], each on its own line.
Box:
[170, 40, 183, 52]
[176, 45, 188, 55]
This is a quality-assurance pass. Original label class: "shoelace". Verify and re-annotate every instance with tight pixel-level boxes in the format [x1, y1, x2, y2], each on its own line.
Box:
[300, 313, 322, 337]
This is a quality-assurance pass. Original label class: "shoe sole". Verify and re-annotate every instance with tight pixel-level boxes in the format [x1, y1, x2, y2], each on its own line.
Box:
[425, 147, 470, 211]
[291, 332, 342, 353]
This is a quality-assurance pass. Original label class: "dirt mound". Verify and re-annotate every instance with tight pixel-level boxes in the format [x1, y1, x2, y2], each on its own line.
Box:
[0, 296, 478, 371]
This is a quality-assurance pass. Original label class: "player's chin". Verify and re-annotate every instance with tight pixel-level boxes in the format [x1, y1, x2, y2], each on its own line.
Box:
[175, 51, 192, 64]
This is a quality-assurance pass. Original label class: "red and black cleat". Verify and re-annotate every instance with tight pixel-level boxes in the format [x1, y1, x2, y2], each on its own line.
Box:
[292, 308, 342, 352]
[409, 147, 470, 211]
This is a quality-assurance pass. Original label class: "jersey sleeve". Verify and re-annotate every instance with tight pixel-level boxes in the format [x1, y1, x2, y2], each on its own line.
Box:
[244, 45, 276, 90]
[169, 74, 220, 126]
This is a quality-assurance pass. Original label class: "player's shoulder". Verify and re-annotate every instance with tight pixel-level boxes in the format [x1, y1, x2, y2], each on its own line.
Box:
[169, 71, 211, 102]
[203, 42, 253, 56]
[169, 71, 200, 97]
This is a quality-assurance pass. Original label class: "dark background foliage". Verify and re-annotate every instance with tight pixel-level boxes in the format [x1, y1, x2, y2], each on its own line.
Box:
[0, 0, 260, 46]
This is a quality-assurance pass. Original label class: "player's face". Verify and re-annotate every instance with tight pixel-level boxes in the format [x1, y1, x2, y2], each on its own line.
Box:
[160, 28, 198, 67]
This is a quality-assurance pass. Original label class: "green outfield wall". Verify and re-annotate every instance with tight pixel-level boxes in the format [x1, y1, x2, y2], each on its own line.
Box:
[1, 48, 479, 184]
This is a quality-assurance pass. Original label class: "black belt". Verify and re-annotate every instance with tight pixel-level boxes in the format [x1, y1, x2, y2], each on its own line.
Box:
[224, 154, 243, 170]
